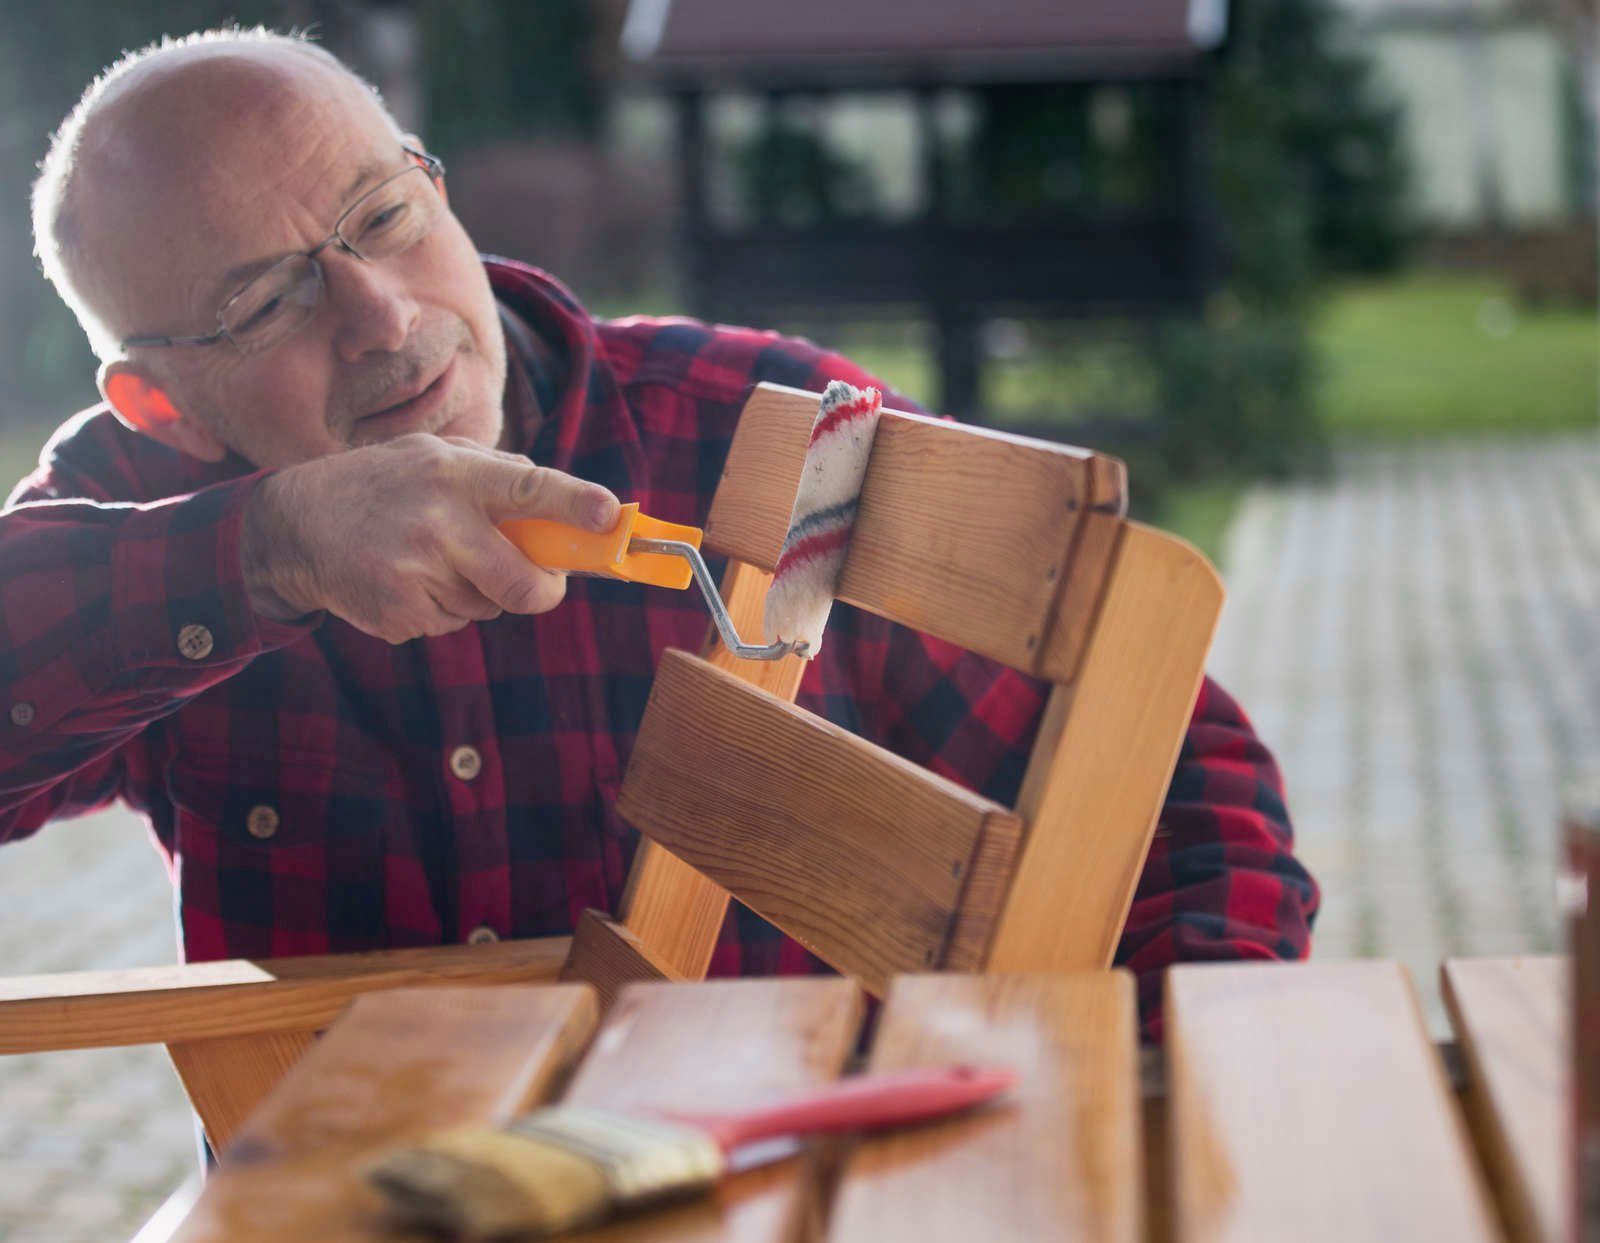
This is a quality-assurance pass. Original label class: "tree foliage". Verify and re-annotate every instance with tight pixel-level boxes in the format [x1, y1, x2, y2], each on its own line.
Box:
[0, 2, 286, 416]
[416, 0, 602, 153]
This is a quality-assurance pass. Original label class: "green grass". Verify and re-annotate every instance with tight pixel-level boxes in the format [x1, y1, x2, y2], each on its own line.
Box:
[1313, 273, 1599, 436]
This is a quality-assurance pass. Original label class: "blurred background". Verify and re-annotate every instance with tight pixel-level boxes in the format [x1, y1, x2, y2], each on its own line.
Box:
[0, 1, 1596, 1239]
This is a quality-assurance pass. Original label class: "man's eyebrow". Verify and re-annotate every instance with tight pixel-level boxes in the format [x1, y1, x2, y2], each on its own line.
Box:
[204, 159, 395, 308]
[338, 159, 392, 208]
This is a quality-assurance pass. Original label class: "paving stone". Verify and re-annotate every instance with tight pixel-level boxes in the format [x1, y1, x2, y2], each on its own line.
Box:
[1213, 433, 1600, 1027]
[0, 807, 190, 1241]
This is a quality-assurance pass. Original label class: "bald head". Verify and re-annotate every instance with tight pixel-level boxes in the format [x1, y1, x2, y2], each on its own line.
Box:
[33, 28, 396, 360]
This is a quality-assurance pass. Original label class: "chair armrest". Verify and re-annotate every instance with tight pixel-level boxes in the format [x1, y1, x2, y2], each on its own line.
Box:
[0, 937, 571, 1053]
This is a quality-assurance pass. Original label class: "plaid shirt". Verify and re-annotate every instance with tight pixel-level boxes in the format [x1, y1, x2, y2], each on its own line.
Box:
[0, 258, 1317, 1036]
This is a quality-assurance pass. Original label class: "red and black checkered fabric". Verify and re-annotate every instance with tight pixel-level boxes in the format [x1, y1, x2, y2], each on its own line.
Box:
[0, 259, 1317, 1038]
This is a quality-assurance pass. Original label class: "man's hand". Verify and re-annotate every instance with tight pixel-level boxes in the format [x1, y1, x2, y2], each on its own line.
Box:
[241, 434, 620, 643]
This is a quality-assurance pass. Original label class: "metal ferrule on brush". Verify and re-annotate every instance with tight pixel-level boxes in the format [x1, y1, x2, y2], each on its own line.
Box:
[509, 1106, 724, 1201]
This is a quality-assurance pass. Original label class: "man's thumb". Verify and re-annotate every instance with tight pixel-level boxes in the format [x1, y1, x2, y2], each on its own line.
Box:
[480, 460, 619, 532]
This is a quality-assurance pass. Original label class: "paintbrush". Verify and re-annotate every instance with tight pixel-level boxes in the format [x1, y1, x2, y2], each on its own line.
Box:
[364, 1063, 1015, 1237]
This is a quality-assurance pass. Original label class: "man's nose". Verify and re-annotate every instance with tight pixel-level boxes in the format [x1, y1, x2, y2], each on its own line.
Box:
[323, 250, 420, 360]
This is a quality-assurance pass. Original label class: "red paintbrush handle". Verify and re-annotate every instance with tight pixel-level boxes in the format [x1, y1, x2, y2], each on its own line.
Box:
[660, 1065, 1017, 1153]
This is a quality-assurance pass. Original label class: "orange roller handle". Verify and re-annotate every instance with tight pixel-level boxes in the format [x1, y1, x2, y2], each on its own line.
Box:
[497, 503, 702, 590]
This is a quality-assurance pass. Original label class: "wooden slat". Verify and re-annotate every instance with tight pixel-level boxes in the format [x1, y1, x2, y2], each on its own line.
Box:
[619, 649, 1024, 995]
[986, 523, 1222, 974]
[1167, 962, 1502, 1243]
[939, 815, 1026, 973]
[560, 908, 684, 1009]
[172, 985, 597, 1243]
[705, 382, 1108, 677]
[558, 977, 862, 1243]
[0, 937, 571, 1053]
[1442, 956, 1569, 1243]
[1038, 452, 1128, 682]
[827, 972, 1142, 1243]
[169, 1030, 316, 1154]
[614, 559, 809, 982]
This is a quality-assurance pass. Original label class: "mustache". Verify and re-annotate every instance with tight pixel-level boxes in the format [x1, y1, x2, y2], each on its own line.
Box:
[330, 321, 468, 430]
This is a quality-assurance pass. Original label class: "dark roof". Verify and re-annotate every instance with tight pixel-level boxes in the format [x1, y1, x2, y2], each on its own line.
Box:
[621, 0, 1227, 86]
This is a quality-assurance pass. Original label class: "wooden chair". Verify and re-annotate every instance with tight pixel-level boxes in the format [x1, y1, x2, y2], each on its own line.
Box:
[0, 381, 1223, 1155]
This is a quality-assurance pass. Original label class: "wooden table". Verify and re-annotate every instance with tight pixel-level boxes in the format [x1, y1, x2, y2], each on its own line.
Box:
[167, 958, 1570, 1242]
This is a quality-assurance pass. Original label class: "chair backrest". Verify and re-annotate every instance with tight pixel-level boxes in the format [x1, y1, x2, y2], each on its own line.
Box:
[568, 381, 1224, 996]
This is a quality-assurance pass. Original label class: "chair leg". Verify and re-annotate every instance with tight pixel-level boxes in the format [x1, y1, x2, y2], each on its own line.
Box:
[987, 522, 1225, 973]
[166, 1030, 315, 1154]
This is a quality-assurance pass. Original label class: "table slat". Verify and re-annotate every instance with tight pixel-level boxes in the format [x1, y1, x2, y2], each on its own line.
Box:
[826, 971, 1142, 1243]
[1167, 961, 1503, 1243]
[560, 977, 863, 1243]
[1443, 956, 1570, 1243]
[172, 984, 598, 1243]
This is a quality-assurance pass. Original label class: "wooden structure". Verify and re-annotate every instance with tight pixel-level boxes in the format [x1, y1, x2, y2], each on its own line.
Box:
[0, 382, 1221, 1159]
[153, 956, 1568, 1241]
[621, 0, 1226, 416]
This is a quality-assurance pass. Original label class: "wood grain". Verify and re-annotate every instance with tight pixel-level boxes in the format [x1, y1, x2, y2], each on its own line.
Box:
[169, 1031, 316, 1153]
[1442, 956, 1569, 1243]
[171, 984, 598, 1243]
[1038, 452, 1128, 682]
[1166, 962, 1502, 1243]
[615, 559, 808, 982]
[826, 972, 1142, 1243]
[939, 815, 1024, 973]
[0, 937, 571, 1053]
[986, 523, 1222, 973]
[618, 649, 1024, 995]
[558, 977, 862, 1243]
[704, 382, 1103, 677]
[561, 908, 684, 1010]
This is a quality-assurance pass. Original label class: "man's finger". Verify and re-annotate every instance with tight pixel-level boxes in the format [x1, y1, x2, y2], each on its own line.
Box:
[460, 534, 570, 615]
[473, 458, 619, 532]
[430, 576, 505, 623]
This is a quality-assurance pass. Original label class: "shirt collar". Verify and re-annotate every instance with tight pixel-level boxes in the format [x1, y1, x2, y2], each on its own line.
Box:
[485, 257, 600, 459]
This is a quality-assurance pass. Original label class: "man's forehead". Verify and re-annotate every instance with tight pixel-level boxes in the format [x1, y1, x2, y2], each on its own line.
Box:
[78, 46, 400, 314]
[88, 47, 385, 186]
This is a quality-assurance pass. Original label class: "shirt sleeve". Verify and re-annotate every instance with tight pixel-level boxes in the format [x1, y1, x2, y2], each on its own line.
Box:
[1116, 676, 1320, 1041]
[0, 472, 319, 845]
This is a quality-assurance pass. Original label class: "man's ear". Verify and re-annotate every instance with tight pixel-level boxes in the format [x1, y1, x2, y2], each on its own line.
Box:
[98, 361, 228, 462]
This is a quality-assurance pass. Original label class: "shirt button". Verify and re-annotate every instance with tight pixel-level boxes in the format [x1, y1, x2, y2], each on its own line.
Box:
[448, 745, 482, 781]
[246, 805, 280, 840]
[466, 924, 500, 945]
[177, 623, 214, 661]
[9, 702, 34, 727]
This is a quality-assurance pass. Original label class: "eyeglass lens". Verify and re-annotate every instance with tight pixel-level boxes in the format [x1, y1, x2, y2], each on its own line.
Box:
[218, 163, 441, 351]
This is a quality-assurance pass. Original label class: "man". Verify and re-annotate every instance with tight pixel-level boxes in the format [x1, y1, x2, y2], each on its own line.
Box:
[4, 28, 1317, 1038]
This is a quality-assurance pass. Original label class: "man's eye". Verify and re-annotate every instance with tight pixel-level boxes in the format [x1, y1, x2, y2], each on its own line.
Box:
[234, 294, 285, 333]
[359, 202, 408, 238]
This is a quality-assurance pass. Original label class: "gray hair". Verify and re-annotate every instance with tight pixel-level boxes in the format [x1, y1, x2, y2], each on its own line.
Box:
[31, 26, 389, 360]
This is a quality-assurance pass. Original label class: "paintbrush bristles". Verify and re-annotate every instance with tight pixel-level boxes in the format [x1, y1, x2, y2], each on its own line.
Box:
[365, 1108, 725, 1238]
[365, 1128, 609, 1236]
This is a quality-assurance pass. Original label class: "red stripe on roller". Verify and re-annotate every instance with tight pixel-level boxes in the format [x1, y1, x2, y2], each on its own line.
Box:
[773, 524, 852, 579]
[808, 388, 881, 444]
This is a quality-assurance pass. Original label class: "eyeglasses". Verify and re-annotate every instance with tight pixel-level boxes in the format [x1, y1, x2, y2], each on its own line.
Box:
[120, 147, 446, 357]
